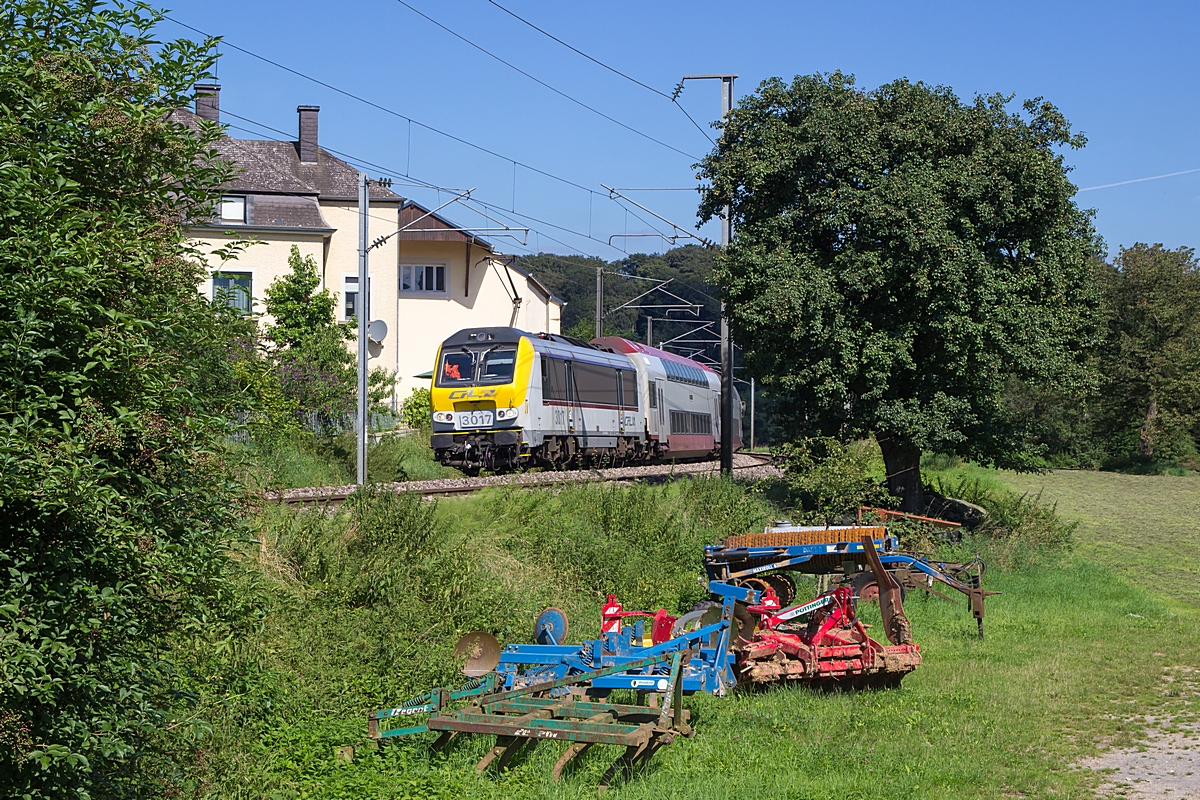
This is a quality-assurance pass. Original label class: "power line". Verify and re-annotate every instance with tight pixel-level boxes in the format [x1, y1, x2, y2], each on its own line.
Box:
[393, 0, 701, 160]
[164, 14, 598, 196]
[220, 106, 628, 258]
[162, 16, 704, 259]
[485, 0, 716, 145]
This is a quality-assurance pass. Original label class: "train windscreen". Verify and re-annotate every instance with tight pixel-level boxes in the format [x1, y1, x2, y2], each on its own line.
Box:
[480, 348, 517, 382]
[437, 347, 518, 386]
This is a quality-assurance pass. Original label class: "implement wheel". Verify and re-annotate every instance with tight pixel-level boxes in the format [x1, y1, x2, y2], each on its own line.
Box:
[850, 571, 906, 605]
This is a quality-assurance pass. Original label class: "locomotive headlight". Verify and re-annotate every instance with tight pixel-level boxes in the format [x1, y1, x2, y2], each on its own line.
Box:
[432, 411, 454, 423]
[496, 408, 518, 421]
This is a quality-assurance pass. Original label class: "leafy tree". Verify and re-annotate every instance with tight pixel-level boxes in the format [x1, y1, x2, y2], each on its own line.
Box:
[1096, 244, 1200, 464]
[0, 2, 250, 795]
[776, 437, 891, 524]
[400, 386, 432, 431]
[699, 72, 1102, 510]
[263, 245, 392, 417]
[263, 245, 341, 350]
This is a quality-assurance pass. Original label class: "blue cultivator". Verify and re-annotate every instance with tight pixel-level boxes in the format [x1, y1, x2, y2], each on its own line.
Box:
[369, 530, 940, 788]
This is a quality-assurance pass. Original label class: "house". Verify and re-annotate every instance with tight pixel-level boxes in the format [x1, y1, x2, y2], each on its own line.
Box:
[179, 83, 563, 407]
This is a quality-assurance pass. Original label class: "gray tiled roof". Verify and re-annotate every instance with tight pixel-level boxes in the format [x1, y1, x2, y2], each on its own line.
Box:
[170, 108, 402, 201]
[247, 194, 330, 229]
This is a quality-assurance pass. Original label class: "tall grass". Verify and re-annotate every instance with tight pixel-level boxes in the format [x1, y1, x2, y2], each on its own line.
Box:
[237, 430, 458, 490]
[927, 476, 1078, 569]
[182, 478, 777, 797]
[172, 470, 1194, 800]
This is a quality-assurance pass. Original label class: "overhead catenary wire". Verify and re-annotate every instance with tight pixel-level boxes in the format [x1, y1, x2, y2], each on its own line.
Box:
[205, 113, 724, 327]
[221, 116, 619, 303]
[163, 17, 712, 259]
[164, 15, 598, 196]
[221, 109, 620, 257]
[219, 102, 714, 272]
[392, 0, 701, 160]
[484, 0, 715, 145]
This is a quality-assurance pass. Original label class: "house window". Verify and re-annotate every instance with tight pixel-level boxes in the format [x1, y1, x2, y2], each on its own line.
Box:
[213, 272, 251, 313]
[401, 264, 447, 295]
[218, 196, 246, 223]
[344, 276, 371, 321]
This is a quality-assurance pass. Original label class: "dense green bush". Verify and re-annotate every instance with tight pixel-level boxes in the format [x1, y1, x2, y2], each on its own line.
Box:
[400, 387, 432, 431]
[930, 476, 1077, 568]
[0, 2, 250, 796]
[775, 437, 892, 523]
[264, 246, 393, 418]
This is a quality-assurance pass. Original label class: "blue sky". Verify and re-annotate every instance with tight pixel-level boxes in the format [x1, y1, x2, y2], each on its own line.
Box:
[161, 0, 1200, 260]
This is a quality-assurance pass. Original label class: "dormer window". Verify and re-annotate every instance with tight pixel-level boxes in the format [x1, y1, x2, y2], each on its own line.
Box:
[218, 195, 246, 223]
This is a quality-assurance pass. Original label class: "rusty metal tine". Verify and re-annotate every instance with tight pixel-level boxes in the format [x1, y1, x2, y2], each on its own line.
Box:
[598, 742, 648, 791]
[862, 534, 913, 645]
[552, 740, 594, 781]
[475, 736, 515, 774]
[495, 737, 533, 771]
[656, 651, 684, 729]
[632, 741, 661, 771]
[430, 730, 457, 752]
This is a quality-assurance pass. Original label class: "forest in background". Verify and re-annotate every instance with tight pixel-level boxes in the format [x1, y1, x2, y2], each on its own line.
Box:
[522, 243, 1200, 473]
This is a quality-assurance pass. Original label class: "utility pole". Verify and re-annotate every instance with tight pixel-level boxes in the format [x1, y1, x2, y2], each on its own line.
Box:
[682, 73, 737, 475]
[356, 171, 369, 485]
[647, 316, 652, 347]
[719, 75, 735, 476]
[595, 265, 603, 339]
[750, 377, 755, 451]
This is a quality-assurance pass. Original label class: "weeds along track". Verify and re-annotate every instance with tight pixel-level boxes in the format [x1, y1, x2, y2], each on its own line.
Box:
[266, 452, 779, 507]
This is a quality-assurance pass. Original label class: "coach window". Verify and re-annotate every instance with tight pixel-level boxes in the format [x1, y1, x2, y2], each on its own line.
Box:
[541, 357, 570, 401]
[619, 370, 638, 410]
[648, 380, 657, 408]
[572, 361, 619, 406]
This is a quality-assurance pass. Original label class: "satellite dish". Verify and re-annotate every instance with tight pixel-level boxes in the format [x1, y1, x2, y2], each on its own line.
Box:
[367, 319, 388, 343]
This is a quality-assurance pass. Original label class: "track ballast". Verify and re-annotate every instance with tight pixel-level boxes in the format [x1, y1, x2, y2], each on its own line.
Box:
[267, 452, 778, 506]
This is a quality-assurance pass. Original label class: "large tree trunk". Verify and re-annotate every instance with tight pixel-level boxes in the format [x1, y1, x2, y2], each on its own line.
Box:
[1138, 398, 1158, 457]
[877, 436, 925, 514]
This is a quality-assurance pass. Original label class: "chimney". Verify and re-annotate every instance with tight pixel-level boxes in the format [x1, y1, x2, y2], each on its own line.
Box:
[194, 83, 220, 123]
[297, 105, 319, 163]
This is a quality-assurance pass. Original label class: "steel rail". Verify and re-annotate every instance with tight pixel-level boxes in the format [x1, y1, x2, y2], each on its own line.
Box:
[268, 452, 777, 507]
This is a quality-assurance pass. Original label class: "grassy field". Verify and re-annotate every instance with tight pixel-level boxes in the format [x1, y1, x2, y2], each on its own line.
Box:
[184, 470, 1200, 799]
[998, 469, 1200, 608]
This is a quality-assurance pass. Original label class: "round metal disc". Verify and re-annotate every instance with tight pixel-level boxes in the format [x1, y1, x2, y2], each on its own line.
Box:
[453, 630, 501, 677]
[534, 607, 569, 645]
[732, 602, 756, 646]
[765, 573, 797, 606]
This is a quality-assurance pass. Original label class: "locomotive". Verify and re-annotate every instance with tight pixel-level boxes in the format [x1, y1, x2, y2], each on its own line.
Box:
[429, 326, 742, 472]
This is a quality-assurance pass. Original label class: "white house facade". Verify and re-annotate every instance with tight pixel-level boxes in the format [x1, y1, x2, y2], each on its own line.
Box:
[179, 84, 563, 408]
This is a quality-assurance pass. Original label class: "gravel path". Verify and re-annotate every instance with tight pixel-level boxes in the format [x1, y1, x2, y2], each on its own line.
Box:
[1081, 666, 1200, 798]
[1081, 721, 1200, 798]
[265, 452, 781, 504]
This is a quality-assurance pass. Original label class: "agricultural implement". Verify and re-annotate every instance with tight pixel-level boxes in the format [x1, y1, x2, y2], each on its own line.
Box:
[369, 534, 921, 788]
[706, 520, 1000, 639]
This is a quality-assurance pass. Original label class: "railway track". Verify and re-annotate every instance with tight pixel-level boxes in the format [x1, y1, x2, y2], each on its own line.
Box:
[266, 451, 779, 507]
